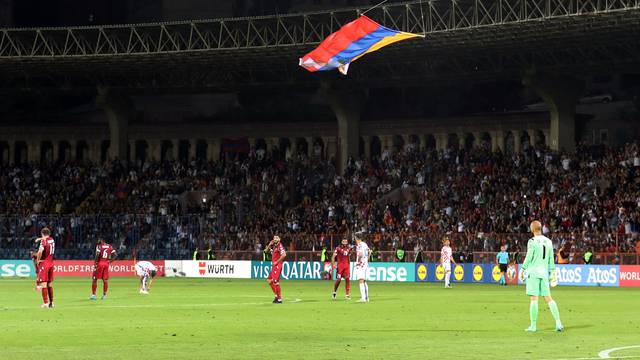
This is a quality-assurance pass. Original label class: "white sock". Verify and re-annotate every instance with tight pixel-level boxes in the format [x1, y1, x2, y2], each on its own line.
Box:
[445, 272, 451, 286]
[364, 282, 369, 300]
[359, 283, 365, 299]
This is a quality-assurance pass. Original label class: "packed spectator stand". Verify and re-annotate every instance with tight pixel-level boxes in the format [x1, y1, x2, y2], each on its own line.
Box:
[1, 140, 639, 263]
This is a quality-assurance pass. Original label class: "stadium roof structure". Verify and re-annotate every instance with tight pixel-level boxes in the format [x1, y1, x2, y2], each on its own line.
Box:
[0, 0, 640, 91]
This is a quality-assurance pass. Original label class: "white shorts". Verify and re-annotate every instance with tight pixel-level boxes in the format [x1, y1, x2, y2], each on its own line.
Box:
[443, 264, 451, 273]
[355, 266, 368, 280]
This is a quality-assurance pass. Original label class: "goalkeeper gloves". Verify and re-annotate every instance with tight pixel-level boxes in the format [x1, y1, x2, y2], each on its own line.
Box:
[549, 271, 558, 287]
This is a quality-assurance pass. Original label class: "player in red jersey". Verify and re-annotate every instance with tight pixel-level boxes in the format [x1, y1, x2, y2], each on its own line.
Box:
[35, 228, 55, 309]
[90, 237, 117, 300]
[331, 238, 352, 300]
[265, 235, 286, 304]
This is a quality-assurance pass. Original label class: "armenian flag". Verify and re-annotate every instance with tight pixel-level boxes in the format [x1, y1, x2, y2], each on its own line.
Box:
[299, 15, 422, 75]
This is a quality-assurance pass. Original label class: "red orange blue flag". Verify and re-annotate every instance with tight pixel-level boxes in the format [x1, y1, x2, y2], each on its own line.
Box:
[299, 15, 422, 75]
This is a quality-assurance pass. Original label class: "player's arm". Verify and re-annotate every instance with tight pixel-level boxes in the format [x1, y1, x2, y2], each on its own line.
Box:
[276, 250, 287, 265]
[521, 240, 534, 271]
[110, 250, 117, 263]
[35, 241, 44, 264]
[94, 248, 100, 264]
[451, 254, 457, 266]
[331, 251, 337, 267]
[547, 241, 555, 278]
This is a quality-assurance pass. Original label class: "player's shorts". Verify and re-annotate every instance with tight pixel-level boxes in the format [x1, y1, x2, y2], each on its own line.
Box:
[336, 266, 350, 280]
[526, 276, 551, 297]
[268, 263, 283, 283]
[355, 266, 368, 280]
[37, 263, 54, 283]
[94, 263, 110, 280]
[499, 264, 508, 273]
[442, 263, 451, 273]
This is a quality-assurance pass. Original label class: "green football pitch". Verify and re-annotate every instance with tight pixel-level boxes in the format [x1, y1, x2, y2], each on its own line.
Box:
[1, 278, 639, 360]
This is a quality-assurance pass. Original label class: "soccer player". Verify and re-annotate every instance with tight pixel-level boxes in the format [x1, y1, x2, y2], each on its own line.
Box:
[90, 237, 117, 300]
[496, 245, 509, 286]
[35, 228, 55, 308]
[520, 220, 564, 332]
[31, 237, 42, 291]
[440, 236, 457, 288]
[265, 235, 286, 304]
[354, 234, 369, 303]
[331, 238, 352, 300]
[135, 260, 158, 294]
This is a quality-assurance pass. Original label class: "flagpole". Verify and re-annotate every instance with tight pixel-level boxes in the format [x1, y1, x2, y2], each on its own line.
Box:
[360, 0, 389, 16]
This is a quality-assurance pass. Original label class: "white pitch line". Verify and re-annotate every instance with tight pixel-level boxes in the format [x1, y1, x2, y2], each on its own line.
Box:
[536, 345, 640, 360]
[598, 345, 640, 359]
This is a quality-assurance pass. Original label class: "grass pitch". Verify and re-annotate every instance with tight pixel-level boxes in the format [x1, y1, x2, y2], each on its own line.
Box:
[1, 278, 639, 360]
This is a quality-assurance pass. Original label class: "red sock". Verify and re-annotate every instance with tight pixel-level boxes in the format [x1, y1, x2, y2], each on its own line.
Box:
[345, 278, 350, 295]
[333, 279, 341, 292]
[275, 284, 282, 299]
[47, 287, 54, 303]
[41, 288, 49, 304]
[91, 280, 97, 295]
[269, 282, 277, 295]
[103, 281, 108, 295]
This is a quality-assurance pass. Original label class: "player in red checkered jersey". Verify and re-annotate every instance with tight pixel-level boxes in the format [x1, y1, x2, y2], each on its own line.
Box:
[90, 237, 117, 301]
[331, 238, 352, 300]
[440, 236, 457, 289]
[265, 235, 286, 304]
[35, 228, 55, 308]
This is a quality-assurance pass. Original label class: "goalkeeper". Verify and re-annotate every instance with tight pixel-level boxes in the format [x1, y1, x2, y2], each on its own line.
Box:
[520, 220, 564, 332]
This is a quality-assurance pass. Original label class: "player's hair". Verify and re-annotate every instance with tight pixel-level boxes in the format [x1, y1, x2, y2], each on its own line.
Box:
[150, 270, 157, 278]
[41, 227, 51, 236]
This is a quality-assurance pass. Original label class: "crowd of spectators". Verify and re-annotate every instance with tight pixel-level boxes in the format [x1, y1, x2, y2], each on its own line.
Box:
[1, 140, 639, 260]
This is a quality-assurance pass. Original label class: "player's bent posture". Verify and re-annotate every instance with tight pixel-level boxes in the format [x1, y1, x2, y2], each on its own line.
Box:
[266, 235, 286, 304]
[90, 237, 116, 300]
[135, 261, 158, 294]
[332, 238, 352, 300]
[35, 228, 55, 308]
[496, 245, 509, 286]
[440, 236, 457, 288]
[31, 237, 42, 291]
[521, 220, 564, 332]
[355, 234, 369, 303]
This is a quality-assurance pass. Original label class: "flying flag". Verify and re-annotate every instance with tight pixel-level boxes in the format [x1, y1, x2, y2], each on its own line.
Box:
[299, 15, 422, 75]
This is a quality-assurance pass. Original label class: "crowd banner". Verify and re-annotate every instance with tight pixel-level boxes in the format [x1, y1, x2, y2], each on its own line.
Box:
[518, 264, 619, 287]
[0, 260, 35, 278]
[620, 265, 640, 287]
[252, 261, 324, 280]
[52, 260, 166, 277]
[180, 261, 251, 279]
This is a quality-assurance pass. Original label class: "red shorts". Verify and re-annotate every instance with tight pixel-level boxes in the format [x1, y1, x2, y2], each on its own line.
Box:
[37, 263, 54, 283]
[93, 263, 110, 280]
[268, 263, 283, 282]
[336, 266, 350, 280]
